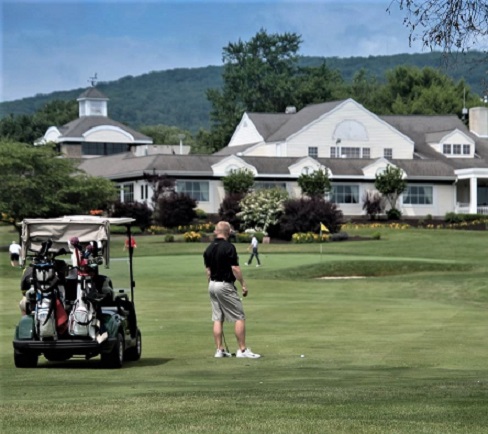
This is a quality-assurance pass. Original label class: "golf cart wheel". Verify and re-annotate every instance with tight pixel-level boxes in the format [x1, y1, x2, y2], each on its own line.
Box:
[124, 329, 142, 361]
[14, 349, 38, 368]
[101, 332, 124, 369]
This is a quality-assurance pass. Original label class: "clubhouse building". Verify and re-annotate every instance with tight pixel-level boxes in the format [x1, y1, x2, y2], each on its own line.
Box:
[39, 88, 488, 218]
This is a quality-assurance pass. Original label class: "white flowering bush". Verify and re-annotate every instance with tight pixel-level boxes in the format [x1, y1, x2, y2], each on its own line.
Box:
[238, 188, 288, 233]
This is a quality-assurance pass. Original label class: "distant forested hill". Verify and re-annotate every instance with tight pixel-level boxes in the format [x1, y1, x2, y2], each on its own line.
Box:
[1, 52, 486, 133]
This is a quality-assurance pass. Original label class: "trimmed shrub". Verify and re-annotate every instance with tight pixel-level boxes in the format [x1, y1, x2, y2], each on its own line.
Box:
[278, 197, 343, 241]
[156, 192, 197, 228]
[386, 208, 402, 220]
[110, 200, 152, 232]
[218, 193, 243, 231]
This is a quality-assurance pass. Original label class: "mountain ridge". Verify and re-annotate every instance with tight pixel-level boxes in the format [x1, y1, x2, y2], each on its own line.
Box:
[1, 52, 485, 133]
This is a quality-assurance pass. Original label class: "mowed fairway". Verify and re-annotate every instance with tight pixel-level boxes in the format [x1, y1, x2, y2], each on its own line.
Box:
[1, 225, 488, 433]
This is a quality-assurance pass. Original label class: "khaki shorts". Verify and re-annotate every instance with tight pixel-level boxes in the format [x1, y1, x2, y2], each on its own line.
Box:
[208, 281, 245, 322]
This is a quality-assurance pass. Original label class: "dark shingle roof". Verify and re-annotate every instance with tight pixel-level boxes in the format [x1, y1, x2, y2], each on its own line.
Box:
[77, 87, 109, 100]
[59, 116, 152, 143]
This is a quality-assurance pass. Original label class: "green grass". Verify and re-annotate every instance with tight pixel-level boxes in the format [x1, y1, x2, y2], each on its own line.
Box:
[1, 224, 488, 433]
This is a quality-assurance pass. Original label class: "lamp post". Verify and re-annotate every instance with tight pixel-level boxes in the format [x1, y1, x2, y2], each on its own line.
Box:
[178, 134, 185, 155]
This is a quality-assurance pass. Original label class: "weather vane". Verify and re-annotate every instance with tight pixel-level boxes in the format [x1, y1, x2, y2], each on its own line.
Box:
[88, 73, 98, 87]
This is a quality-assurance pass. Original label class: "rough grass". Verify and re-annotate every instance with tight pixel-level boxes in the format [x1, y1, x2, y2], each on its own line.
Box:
[1, 225, 488, 433]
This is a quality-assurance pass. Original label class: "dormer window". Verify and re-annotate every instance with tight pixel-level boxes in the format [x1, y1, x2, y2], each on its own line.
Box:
[453, 144, 461, 155]
[463, 144, 470, 155]
[308, 147, 318, 158]
[443, 144, 451, 154]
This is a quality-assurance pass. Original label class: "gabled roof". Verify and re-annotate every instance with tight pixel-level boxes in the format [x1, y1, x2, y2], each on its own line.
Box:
[267, 100, 346, 142]
[238, 101, 347, 144]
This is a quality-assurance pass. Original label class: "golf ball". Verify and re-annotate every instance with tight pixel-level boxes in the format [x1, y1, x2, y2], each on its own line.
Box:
[300, 354, 305, 358]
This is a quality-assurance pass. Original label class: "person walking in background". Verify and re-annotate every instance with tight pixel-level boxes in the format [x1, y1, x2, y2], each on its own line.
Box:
[245, 234, 261, 267]
[123, 236, 137, 252]
[9, 241, 21, 267]
[203, 221, 261, 359]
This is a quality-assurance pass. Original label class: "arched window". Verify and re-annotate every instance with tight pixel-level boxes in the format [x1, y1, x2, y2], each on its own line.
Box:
[333, 120, 369, 141]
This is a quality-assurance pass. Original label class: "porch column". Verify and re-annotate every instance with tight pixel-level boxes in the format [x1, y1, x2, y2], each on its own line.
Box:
[469, 176, 478, 214]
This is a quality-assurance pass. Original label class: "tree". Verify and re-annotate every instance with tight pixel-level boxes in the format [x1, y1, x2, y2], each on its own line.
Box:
[110, 200, 153, 232]
[297, 169, 331, 198]
[206, 29, 303, 149]
[292, 63, 348, 107]
[0, 140, 117, 233]
[379, 66, 479, 115]
[238, 188, 289, 234]
[389, 0, 488, 54]
[374, 165, 407, 216]
[222, 169, 255, 195]
[0, 100, 77, 144]
[139, 124, 194, 146]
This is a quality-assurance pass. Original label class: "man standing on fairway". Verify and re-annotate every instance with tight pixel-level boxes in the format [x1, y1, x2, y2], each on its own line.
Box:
[203, 221, 261, 359]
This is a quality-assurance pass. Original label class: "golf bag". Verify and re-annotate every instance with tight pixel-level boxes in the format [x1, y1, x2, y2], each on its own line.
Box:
[31, 263, 66, 340]
[68, 296, 97, 339]
[68, 275, 99, 340]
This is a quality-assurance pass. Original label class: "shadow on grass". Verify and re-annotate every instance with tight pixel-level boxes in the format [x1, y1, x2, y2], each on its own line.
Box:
[36, 357, 173, 369]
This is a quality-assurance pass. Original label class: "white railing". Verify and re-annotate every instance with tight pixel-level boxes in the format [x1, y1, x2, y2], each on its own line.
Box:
[455, 203, 488, 215]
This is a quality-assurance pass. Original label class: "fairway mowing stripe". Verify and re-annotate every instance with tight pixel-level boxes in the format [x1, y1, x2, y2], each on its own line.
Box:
[317, 276, 367, 279]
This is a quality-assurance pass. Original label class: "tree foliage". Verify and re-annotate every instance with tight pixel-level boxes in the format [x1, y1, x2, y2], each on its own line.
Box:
[218, 193, 243, 231]
[375, 65, 479, 115]
[278, 197, 343, 241]
[222, 169, 255, 195]
[389, 0, 488, 54]
[297, 169, 331, 198]
[155, 192, 197, 228]
[374, 165, 407, 211]
[110, 200, 153, 232]
[0, 140, 117, 232]
[205, 29, 304, 149]
[0, 100, 77, 144]
[139, 124, 195, 146]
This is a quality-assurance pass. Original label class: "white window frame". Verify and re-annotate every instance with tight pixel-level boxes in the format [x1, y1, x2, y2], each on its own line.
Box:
[330, 184, 360, 204]
[176, 180, 210, 202]
[402, 185, 433, 205]
[308, 146, 318, 158]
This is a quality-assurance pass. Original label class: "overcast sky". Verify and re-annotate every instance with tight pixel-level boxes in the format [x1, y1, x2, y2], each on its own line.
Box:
[1, 0, 428, 102]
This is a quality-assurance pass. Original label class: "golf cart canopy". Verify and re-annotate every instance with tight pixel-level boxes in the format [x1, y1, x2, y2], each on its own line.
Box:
[21, 215, 135, 267]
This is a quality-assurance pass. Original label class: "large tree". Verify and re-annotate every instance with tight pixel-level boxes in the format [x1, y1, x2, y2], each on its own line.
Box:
[0, 140, 117, 233]
[389, 0, 488, 54]
[352, 65, 480, 116]
[205, 29, 302, 151]
[203, 30, 349, 153]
